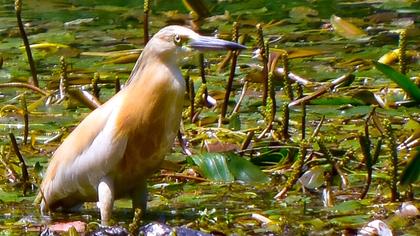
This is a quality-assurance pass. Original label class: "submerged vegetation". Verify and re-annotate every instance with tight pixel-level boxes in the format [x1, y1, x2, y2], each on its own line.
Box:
[0, 0, 419, 235]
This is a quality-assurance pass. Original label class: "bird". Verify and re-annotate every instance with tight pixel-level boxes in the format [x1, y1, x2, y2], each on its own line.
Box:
[35, 25, 246, 225]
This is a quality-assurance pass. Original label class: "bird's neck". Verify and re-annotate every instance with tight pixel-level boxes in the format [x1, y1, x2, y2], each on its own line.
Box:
[126, 51, 180, 87]
[113, 53, 186, 146]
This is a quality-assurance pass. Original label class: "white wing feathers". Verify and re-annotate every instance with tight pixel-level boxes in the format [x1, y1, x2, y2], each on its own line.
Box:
[41, 95, 128, 210]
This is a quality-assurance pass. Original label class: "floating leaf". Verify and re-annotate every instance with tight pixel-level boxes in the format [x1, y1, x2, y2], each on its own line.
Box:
[64, 18, 95, 28]
[329, 200, 366, 214]
[244, 68, 264, 83]
[227, 153, 270, 183]
[330, 15, 367, 39]
[403, 119, 420, 133]
[270, 48, 326, 59]
[172, 193, 217, 205]
[80, 49, 141, 58]
[0, 190, 33, 203]
[330, 215, 369, 227]
[103, 54, 139, 64]
[289, 6, 319, 22]
[26, 42, 69, 51]
[287, 48, 326, 59]
[22, 42, 80, 57]
[374, 61, 420, 103]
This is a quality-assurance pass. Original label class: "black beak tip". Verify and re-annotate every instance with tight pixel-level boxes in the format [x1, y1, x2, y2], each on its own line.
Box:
[230, 43, 247, 51]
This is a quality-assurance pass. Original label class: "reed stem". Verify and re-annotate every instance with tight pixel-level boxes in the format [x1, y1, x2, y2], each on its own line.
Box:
[143, 0, 151, 45]
[15, 0, 38, 87]
[221, 22, 240, 119]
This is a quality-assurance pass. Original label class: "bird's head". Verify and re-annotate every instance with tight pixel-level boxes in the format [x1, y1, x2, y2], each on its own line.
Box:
[144, 25, 246, 62]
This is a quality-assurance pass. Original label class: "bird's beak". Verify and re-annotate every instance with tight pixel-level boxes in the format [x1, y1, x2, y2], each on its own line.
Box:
[189, 36, 246, 51]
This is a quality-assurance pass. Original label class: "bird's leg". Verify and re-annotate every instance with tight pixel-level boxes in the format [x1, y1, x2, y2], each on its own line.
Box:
[131, 181, 148, 216]
[97, 177, 114, 225]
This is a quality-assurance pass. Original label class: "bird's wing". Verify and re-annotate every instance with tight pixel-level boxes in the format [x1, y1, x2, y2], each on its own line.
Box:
[125, 54, 143, 86]
[39, 94, 128, 210]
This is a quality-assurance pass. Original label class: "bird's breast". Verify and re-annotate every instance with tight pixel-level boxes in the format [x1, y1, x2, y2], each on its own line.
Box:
[113, 65, 185, 182]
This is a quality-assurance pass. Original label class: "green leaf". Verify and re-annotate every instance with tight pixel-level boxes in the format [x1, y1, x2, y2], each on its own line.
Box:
[190, 153, 270, 183]
[329, 199, 368, 214]
[227, 154, 270, 183]
[374, 61, 420, 103]
[330, 15, 367, 39]
[401, 147, 420, 185]
[190, 153, 234, 182]
[330, 215, 369, 226]
[0, 190, 34, 203]
[251, 148, 290, 166]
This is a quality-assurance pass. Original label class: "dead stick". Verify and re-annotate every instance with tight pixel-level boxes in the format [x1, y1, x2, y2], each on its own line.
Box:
[221, 22, 240, 119]
[311, 115, 325, 139]
[20, 95, 29, 144]
[288, 73, 354, 107]
[199, 53, 208, 102]
[9, 133, 29, 195]
[231, 81, 248, 115]
[15, 0, 38, 87]
[0, 82, 48, 96]
[115, 76, 121, 94]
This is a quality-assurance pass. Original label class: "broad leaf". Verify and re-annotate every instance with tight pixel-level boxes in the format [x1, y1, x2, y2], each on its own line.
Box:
[190, 153, 234, 182]
[227, 154, 270, 183]
[190, 153, 270, 183]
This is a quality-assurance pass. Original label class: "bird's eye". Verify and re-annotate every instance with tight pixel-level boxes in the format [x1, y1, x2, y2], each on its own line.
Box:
[174, 34, 182, 45]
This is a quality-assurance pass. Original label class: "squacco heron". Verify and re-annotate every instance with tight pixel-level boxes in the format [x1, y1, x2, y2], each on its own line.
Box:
[36, 25, 245, 225]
